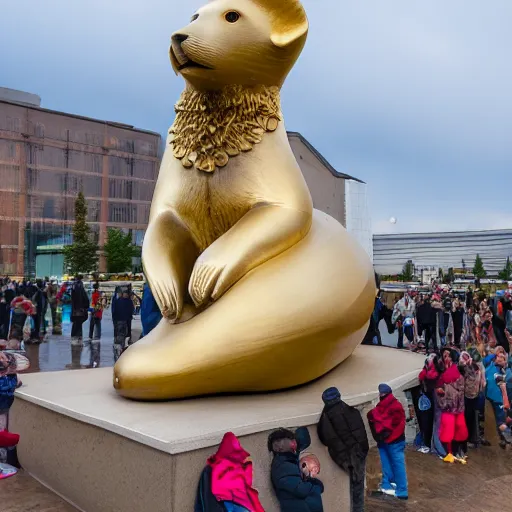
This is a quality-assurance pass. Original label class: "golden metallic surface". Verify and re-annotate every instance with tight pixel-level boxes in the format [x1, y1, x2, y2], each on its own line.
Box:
[114, 0, 375, 400]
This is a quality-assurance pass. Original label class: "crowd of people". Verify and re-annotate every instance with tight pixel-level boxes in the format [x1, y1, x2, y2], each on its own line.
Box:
[0, 277, 65, 343]
[387, 284, 512, 353]
[368, 282, 512, 464]
[0, 276, 142, 365]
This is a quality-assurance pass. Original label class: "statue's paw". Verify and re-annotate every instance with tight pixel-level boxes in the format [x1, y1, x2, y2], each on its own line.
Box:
[189, 257, 236, 307]
[147, 275, 183, 322]
[189, 261, 223, 307]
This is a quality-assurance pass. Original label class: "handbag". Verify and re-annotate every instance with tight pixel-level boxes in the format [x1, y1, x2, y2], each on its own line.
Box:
[418, 393, 431, 411]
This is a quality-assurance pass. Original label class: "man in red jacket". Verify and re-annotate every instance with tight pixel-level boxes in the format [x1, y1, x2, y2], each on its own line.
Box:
[367, 383, 408, 500]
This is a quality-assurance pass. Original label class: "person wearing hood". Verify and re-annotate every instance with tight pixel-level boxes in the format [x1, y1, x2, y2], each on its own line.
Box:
[367, 384, 408, 500]
[194, 432, 264, 512]
[436, 349, 468, 463]
[269, 427, 324, 512]
[317, 387, 368, 512]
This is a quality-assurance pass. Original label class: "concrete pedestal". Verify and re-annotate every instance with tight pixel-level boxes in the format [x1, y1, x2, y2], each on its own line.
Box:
[11, 346, 424, 512]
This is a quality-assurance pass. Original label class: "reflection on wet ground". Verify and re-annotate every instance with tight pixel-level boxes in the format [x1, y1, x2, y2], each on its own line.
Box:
[21, 311, 142, 374]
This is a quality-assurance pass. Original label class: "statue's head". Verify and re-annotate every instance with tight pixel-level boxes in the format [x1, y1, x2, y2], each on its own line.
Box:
[170, 0, 308, 91]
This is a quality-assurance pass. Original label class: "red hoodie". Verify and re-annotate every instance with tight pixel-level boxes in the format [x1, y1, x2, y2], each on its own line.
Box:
[367, 393, 406, 444]
[419, 362, 440, 383]
[207, 432, 264, 512]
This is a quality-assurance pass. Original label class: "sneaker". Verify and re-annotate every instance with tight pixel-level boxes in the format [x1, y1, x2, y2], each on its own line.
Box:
[417, 446, 430, 454]
[443, 453, 455, 464]
[501, 429, 512, 444]
[454, 454, 467, 465]
[379, 487, 396, 497]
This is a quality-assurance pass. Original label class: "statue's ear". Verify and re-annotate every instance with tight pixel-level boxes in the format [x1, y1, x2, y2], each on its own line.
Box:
[270, 21, 308, 48]
[253, 0, 308, 48]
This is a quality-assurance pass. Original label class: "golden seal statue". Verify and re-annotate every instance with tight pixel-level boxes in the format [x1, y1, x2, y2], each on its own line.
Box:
[114, 0, 376, 400]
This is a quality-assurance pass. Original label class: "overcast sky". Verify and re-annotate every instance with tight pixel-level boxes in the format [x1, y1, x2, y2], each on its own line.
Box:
[2, 0, 511, 233]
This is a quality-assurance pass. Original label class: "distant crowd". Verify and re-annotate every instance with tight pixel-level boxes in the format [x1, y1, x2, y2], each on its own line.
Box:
[366, 282, 512, 466]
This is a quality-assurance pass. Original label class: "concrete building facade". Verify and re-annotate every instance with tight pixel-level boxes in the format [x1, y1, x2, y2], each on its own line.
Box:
[0, 88, 161, 277]
[288, 132, 372, 258]
[373, 230, 512, 276]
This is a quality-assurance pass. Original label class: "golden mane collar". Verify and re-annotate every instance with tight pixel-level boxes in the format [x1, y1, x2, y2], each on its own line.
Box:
[170, 85, 282, 173]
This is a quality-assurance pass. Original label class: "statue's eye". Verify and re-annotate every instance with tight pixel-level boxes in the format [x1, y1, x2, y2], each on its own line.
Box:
[225, 11, 240, 23]
[191, 14, 199, 22]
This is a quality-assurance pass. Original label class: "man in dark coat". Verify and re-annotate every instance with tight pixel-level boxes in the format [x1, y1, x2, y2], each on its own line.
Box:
[269, 427, 324, 512]
[70, 275, 89, 344]
[317, 387, 369, 512]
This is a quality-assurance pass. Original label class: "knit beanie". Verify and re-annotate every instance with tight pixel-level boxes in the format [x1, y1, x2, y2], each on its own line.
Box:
[322, 387, 341, 404]
[378, 383, 392, 395]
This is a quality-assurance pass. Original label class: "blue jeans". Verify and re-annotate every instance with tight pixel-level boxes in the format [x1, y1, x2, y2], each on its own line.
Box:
[489, 399, 506, 428]
[378, 441, 408, 498]
[223, 503, 249, 512]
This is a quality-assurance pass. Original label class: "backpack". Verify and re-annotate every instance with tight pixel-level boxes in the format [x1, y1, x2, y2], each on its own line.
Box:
[418, 393, 431, 411]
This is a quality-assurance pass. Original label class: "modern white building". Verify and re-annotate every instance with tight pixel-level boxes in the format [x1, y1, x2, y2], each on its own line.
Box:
[373, 230, 512, 276]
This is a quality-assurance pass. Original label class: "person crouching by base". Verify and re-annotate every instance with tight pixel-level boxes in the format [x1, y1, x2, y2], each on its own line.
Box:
[317, 386, 369, 512]
[367, 384, 408, 500]
[269, 427, 324, 512]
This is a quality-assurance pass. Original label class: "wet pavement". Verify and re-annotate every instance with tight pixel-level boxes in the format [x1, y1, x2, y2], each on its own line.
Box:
[21, 310, 142, 374]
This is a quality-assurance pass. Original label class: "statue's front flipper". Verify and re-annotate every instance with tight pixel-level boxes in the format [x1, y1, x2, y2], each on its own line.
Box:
[189, 204, 312, 307]
[142, 210, 199, 322]
[114, 210, 375, 400]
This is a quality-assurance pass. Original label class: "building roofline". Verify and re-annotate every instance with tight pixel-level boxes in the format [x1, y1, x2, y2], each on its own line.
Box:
[374, 229, 512, 238]
[287, 131, 365, 183]
[0, 99, 161, 138]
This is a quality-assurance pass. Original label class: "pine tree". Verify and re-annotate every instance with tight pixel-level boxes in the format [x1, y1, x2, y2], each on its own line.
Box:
[401, 260, 414, 282]
[104, 228, 138, 273]
[498, 256, 512, 281]
[472, 254, 487, 279]
[63, 192, 99, 275]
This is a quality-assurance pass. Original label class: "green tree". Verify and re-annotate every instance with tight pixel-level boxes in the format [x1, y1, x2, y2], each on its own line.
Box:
[104, 228, 138, 273]
[401, 260, 414, 282]
[63, 192, 99, 275]
[473, 254, 487, 279]
[498, 256, 512, 281]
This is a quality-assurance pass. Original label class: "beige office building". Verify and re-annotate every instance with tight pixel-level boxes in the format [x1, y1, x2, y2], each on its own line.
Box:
[0, 88, 161, 277]
[288, 132, 372, 258]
